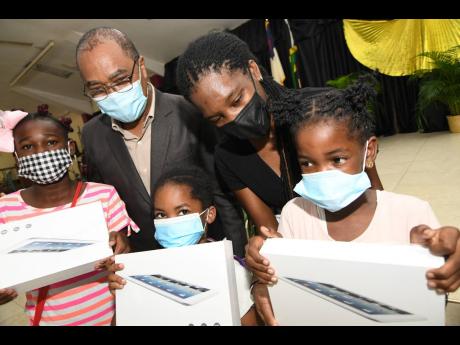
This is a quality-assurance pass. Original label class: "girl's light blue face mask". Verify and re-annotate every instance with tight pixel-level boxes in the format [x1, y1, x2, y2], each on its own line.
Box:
[153, 209, 209, 248]
[94, 63, 148, 123]
[293, 141, 371, 212]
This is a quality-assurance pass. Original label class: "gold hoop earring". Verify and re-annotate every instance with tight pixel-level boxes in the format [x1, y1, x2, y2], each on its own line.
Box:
[366, 161, 374, 169]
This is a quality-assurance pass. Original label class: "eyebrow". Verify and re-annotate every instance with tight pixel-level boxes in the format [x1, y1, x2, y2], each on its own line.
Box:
[174, 203, 191, 211]
[297, 148, 348, 160]
[297, 154, 310, 159]
[225, 87, 239, 103]
[18, 133, 61, 144]
[85, 68, 129, 87]
[204, 87, 241, 120]
[18, 136, 32, 144]
[153, 202, 192, 213]
[325, 148, 349, 155]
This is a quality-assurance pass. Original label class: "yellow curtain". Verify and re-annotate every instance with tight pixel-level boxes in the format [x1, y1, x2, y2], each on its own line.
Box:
[343, 19, 460, 76]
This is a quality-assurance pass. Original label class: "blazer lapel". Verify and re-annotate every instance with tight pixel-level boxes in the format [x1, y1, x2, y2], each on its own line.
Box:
[104, 117, 151, 205]
[150, 88, 173, 195]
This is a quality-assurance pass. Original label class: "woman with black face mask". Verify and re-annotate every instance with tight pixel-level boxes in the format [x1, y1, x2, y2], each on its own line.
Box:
[176, 32, 384, 235]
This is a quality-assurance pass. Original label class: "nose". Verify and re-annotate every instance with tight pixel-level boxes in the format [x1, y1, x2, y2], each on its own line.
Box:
[26, 143, 62, 157]
[216, 112, 238, 128]
[216, 118, 231, 128]
[314, 165, 335, 173]
[33, 143, 51, 155]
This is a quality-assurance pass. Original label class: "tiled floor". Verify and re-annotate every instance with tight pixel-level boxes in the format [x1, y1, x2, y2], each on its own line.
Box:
[377, 131, 460, 325]
[1, 131, 460, 325]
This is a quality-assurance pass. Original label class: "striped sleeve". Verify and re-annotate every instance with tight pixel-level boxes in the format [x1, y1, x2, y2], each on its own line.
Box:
[104, 186, 140, 236]
[0, 192, 27, 224]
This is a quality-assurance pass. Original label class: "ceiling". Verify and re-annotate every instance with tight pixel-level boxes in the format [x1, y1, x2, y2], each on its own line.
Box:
[0, 19, 249, 115]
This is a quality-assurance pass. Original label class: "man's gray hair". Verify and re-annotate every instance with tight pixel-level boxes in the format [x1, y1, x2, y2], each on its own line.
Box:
[76, 27, 139, 65]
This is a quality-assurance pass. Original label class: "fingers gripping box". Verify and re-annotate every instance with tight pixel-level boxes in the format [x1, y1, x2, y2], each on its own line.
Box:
[260, 239, 445, 326]
[0, 202, 113, 292]
[116, 240, 241, 326]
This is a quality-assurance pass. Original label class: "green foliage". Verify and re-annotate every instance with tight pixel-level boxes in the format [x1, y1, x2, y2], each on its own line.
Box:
[326, 73, 359, 89]
[326, 72, 382, 117]
[243, 210, 257, 238]
[411, 45, 460, 116]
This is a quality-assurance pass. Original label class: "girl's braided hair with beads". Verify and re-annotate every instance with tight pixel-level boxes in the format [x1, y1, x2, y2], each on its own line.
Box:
[274, 74, 378, 145]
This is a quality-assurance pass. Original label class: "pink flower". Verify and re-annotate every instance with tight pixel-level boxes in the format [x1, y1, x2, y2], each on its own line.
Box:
[0, 110, 29, 152]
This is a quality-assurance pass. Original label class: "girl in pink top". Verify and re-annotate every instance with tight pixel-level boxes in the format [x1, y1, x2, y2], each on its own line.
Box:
[0, 111, 139, 325]
[244, 77, 460, 325]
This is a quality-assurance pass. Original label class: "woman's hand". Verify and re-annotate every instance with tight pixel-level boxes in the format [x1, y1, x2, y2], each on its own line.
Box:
[245, 226, 282, 284]
[252, 282, 278, 326]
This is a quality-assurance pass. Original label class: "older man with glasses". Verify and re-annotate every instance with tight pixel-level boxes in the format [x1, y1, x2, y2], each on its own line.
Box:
[76, 27, 246, 256]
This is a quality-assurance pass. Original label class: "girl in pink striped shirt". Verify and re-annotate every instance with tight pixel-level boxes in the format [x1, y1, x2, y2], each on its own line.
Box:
[0, 111, 139, 325]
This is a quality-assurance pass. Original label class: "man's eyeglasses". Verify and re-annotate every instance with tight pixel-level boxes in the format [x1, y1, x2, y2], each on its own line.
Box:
[83, 58, 139, 100]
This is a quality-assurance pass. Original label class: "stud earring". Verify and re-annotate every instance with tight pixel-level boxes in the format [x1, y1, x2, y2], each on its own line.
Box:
[366, 161, 374, 169]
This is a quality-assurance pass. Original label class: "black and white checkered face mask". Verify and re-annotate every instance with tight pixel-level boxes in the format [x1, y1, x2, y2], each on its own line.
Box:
[16, 148, 72, 185]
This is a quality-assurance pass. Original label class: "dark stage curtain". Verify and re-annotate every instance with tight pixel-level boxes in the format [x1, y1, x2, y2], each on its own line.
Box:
[162, 19, 448, 135]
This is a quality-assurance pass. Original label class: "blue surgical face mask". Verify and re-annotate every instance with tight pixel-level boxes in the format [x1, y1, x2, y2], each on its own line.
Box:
[95, 64, 148, 123]
[293, 141, 371, 212]
[154, 209, 209, 248]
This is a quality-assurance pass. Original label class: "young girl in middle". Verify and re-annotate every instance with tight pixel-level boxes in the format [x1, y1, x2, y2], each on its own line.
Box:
[105, 166, 260, 325]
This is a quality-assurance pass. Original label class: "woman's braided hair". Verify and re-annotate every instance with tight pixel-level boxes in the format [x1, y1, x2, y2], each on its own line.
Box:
[176, 31, 330, 205]
[176, 31, 258, 100]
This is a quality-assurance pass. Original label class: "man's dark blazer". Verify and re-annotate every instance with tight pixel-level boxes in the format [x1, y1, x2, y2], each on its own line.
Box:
[81, 88, 246, 256]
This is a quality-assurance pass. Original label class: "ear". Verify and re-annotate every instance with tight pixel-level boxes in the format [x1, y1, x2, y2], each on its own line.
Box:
[248, 60, 263, 81]
[247, 60, 268, 100]
[68, 139, 76, 156]
[365, 136, 378, 168]
[204, 206, 217, 225]
[138, 55, 146, 76]
[138, 56, 150, 96]
[12, 151, 18, 166]
[139, 56, 149, 82]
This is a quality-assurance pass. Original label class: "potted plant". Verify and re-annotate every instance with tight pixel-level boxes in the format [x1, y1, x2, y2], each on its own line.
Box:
[412, 45, 460, 133]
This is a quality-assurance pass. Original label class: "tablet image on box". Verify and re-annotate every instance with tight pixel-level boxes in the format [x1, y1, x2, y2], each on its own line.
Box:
[280, 277, 426, 323]
[125, 274, 218, 306]
[3, 238, 95, 254]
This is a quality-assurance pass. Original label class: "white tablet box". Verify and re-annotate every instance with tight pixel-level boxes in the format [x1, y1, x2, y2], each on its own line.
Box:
[260, 238, 445, 326]
[116, 240, 240, 326]
[0, 202, 113, 293]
